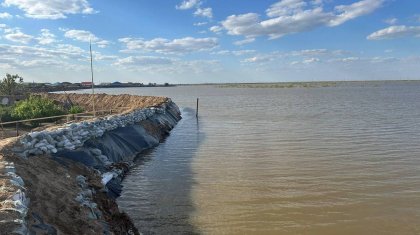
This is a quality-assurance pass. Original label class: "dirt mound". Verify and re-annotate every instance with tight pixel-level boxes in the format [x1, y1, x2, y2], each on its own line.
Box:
[0, 145, 139, 235]
[42, 93, 168, 112]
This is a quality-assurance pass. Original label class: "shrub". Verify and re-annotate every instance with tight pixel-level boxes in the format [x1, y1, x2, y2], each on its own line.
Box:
[12, 95, 64, 126]
[69, 105, 84, 114]
[0, 105, 17, 122]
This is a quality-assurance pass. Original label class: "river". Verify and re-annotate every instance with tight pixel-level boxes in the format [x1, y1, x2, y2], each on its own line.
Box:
[75, 82, 420, 234]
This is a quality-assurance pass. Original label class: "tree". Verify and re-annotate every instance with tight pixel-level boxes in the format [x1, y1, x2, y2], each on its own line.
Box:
[0, 73, 23, 96]
[11, 95, 64, 126]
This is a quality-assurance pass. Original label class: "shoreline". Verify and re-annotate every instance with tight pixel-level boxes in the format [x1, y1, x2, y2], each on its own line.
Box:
[0, 93, 181, 234]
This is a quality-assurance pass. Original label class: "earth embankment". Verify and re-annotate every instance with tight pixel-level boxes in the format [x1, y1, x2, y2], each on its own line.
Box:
[0, 94, 181, 235]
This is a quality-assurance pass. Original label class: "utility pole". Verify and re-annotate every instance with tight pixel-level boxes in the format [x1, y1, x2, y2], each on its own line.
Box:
[90, 40, 96, 117]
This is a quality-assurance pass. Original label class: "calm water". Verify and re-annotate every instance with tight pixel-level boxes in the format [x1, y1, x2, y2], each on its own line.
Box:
[79, 82, 420, 234]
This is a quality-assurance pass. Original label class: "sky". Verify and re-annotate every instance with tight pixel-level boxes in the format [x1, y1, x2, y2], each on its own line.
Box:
[0, 0, 420, 84]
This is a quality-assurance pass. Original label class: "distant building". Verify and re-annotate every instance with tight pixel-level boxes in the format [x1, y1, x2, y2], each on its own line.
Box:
[81, 82, 93, 87]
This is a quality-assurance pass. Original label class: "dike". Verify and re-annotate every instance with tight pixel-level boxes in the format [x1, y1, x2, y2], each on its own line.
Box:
[0, 93, 181, 235]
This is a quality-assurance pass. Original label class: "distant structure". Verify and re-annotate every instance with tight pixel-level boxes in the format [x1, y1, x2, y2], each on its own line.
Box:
[81, 82, 93, 87]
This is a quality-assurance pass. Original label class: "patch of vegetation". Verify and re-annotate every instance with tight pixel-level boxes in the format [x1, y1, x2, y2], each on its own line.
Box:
[69, 105, 84, 114]
[11, 95, 65, 126]
[0, 105, 17, 122]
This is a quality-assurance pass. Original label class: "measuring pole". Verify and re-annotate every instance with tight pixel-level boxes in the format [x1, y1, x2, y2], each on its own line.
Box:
[196, 98, 199, 118]
[90, 40, 96, 117]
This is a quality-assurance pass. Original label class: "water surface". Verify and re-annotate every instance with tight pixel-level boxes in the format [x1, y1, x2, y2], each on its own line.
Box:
[78, 82, 420, 234]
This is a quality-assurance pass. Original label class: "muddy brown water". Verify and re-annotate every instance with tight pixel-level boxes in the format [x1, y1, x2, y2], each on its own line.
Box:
[74, 82, 420, 234]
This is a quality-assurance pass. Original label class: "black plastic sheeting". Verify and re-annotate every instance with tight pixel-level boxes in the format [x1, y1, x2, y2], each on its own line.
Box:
[51, 104, 181, 198]
[53, 124, 158, 168]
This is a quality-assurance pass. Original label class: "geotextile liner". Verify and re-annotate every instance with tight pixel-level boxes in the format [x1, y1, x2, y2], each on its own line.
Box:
[53, 125, 159, 169]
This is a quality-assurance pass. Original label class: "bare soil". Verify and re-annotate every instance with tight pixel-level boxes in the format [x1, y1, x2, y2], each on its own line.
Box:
[42, 93, 168, 112]
[0, 134, 141, 235]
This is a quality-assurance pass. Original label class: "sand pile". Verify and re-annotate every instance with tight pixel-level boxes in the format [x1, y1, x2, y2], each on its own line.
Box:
[42, 93, 168, 112]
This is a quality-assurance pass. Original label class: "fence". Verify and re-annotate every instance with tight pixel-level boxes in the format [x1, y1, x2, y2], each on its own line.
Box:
[0, 107, 130, 139]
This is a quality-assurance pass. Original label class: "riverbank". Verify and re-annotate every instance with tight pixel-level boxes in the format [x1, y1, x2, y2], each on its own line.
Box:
[0, 93, 181, 234]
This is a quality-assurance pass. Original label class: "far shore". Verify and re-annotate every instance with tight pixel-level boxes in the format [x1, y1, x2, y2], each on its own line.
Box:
[177, 80, 420, 88]
[30, 80, 420, 93]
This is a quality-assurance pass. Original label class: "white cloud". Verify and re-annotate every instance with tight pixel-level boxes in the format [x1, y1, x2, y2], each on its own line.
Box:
[209, 25, 223, 34]
[113, 54, 221, 76]
[370, 56, 397, 63]
[194, 7, 212, 18]
[0, 42, 117, 72]
[4, 28, 33, 44]
[234, 38, 255, 46]
[302, 57, 320, 64]
[289, 57, 320, 65]
[64, 29, 97, 42]
[92, 52, 118, 61]
[329, 0, 384, 26]
[384, 18, 397, 25]
[311, 0, 323, 6]
[194, 22, 208, 26]
[338, 57, 360, 62]
[367, 25, 420, 40]
[0, 44, 83, 69]
[290, 49, 328, 56]
[240, 49, 351, 67]
[115, 56, 221, 75]
[114, 56, 174, 66]
[0, 12, 13, 19]
[96, 40, 110, 48]
[63, 29, 110, 47]
[119, 37, 218, 54]
[55, 44, 86, 57]
[176, 0, 201, 10]
[2, 0, 97, 19]
[176, 0, 213, 22]
[266, 0, 308, 18]
[222, 10, 331, 39]
[220, 0, 384, 40]
[242, 54, 277, 63]
[37, 29, 56, 45]
[211, 50, 256, 56]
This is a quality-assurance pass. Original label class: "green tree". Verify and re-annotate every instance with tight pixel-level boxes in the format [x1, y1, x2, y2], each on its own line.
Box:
[0, 73, 23, 96]
[12, 95, 64, 126]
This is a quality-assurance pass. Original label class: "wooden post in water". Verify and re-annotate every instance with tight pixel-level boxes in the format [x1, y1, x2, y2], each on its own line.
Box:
[16, 122, 19, 137]
[196, 98, 199, 118]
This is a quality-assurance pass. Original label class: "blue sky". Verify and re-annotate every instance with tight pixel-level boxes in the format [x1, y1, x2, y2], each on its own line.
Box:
[0, 0, 420, 84]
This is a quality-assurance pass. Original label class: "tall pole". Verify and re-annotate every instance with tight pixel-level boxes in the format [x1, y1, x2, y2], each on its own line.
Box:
[90, 40, 96, 117]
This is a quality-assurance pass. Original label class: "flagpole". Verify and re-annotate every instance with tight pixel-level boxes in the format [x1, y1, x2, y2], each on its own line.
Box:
[90, 40, 96, 117]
